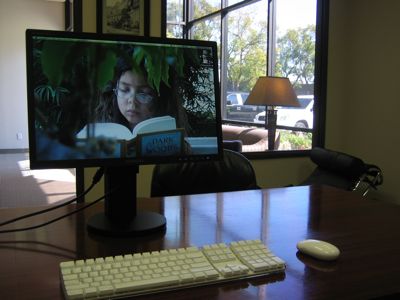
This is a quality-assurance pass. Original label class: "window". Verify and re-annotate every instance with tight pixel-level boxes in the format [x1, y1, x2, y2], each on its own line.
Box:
[166, 0, 327, 156]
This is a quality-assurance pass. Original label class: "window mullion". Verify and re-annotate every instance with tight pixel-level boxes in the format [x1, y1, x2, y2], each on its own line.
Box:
[183, 0, 189, 38]
[220, 6, 228, 118]
[267, 0, 276, 76]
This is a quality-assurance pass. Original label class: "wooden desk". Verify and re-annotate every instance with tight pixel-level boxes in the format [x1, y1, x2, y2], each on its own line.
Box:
[1, 185, 400, 299]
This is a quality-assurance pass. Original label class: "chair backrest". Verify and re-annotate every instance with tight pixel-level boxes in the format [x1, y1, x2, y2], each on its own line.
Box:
[301, 147, 383, 196]
[151, 149, 259, 197]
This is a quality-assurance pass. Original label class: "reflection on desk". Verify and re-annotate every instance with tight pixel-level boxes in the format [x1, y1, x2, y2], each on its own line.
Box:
[1, 185, 400, 299]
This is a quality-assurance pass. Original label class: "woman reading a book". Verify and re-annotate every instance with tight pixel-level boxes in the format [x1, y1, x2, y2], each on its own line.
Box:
[93, 53, 191, 157]
[95, 58, 171, 131]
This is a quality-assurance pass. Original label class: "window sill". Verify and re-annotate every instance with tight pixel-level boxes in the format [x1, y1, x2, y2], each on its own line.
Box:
[243, 149, 310, 160]
[221, 120, 313, 159]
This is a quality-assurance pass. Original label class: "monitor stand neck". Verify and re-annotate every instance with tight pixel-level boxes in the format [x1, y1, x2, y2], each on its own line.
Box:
[86, 165, 166, 237]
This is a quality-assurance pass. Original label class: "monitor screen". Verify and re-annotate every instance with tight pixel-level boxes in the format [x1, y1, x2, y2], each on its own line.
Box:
[25, 29, 223, 236]
[26, 29, 222, 169]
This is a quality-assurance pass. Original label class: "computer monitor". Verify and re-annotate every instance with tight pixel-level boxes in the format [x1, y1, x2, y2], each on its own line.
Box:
[25, 29, 222, 236]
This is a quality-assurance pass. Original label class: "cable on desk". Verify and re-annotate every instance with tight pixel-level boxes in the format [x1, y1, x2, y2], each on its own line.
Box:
[0, 167, 104, 228]
[0, 193, 108, 234]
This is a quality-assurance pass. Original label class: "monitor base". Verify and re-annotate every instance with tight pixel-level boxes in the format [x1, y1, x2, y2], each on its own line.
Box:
[87, 211, 166, 237]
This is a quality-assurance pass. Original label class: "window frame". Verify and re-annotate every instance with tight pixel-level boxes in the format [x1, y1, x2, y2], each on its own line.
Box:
[163, 0, 329, 159]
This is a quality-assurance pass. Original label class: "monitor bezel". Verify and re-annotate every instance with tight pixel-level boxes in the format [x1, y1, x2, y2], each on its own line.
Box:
[26, 29, 223, 170]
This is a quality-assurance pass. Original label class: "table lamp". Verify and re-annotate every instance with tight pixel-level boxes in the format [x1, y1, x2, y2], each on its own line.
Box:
[246, 76, 300, 150]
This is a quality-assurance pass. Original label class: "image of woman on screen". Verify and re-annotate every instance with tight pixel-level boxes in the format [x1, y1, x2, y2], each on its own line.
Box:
[91, 51, 191, 157]
[96, 54, 185, 130]
[95, 57, 171, 130]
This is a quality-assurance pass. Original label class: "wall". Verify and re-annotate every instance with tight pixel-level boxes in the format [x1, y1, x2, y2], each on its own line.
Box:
[326, 0, 400, 204]
[0, 0, 64, 150]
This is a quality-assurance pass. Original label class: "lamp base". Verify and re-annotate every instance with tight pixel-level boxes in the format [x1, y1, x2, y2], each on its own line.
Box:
[265, 107, 277, 151]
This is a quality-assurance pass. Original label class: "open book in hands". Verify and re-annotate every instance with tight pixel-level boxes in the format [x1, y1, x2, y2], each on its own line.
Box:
[76, 116, 177, 140]
[76, 116, 184, 157]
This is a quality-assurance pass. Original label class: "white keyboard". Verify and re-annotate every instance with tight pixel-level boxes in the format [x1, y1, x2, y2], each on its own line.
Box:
[60, 239, 285, 299]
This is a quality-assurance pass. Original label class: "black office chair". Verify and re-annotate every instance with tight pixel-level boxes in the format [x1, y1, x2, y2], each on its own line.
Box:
[151, 149, 259, 197]
[301, 147, 383, 196]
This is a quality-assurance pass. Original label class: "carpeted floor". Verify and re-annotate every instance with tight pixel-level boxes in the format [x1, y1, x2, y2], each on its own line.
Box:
[0, 153, 76, 208]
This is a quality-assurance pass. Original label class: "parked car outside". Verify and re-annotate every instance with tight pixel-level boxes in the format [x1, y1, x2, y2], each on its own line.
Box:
[253, 95, 314, 128]
[226, 92, 249, 106]
[226, 92, 264, 122]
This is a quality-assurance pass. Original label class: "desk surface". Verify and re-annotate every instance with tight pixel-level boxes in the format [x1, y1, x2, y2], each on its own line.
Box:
[1, 185, 400, 299]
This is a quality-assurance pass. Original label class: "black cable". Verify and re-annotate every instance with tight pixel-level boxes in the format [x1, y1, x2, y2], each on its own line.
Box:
[0, 167, 104, 228]
[0, 193, 107, 234]
[0, 240, 76, 254]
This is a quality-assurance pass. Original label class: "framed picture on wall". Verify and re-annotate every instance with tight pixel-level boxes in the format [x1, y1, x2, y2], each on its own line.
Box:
[96, 0, 150, 36]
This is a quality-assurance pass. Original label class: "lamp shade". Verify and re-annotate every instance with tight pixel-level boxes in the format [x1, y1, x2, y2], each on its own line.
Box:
[245, 76, 300, 107]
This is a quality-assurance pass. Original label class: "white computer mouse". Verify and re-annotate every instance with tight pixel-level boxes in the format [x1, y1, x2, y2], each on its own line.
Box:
[296, 239, 340, 261]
